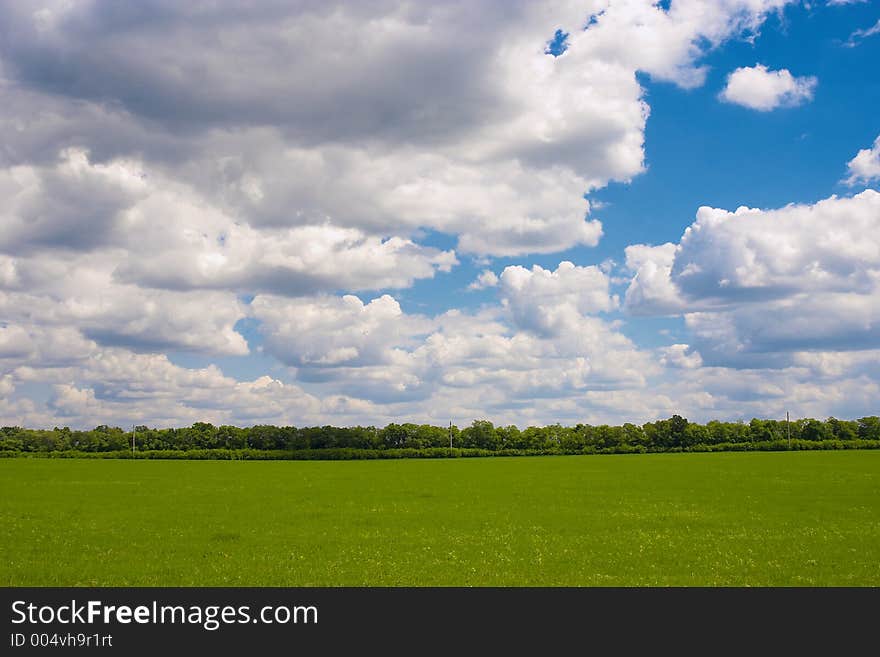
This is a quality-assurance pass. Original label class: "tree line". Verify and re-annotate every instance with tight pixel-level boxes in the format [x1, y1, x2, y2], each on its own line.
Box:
[1, 415, 879, 458]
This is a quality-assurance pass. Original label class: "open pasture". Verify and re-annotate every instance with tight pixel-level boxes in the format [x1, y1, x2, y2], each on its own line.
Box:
[2, 451, 878, 586]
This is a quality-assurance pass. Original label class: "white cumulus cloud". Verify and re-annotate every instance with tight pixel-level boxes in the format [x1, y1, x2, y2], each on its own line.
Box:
[719, 64, 817, 110]
[625, 191, 880, 367]
[499, 261, 618, 336]
[846, 134, 880, 185]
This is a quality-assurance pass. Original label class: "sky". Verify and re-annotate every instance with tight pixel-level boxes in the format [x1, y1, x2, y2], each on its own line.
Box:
[0, 0, 879, 429]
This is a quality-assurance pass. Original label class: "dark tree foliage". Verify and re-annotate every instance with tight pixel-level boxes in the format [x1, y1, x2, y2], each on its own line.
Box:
[1, 416, 877, 457]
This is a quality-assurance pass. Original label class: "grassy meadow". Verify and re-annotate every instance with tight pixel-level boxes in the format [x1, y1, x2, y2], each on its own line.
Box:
[2, 451, 879, 586]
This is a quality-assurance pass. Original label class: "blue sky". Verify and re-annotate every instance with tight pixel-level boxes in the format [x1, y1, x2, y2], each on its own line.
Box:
[0, 1, 878, 428]
[384, 0, 880, 350]
[407, 0, 880, 315]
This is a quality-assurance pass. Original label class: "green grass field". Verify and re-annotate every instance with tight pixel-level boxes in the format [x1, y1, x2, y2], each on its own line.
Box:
[2, 451, 879, 586]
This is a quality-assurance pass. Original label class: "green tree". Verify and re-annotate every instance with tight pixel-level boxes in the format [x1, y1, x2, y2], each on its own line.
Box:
[460, 420, 499, 449]
[857, 417, 880, 441]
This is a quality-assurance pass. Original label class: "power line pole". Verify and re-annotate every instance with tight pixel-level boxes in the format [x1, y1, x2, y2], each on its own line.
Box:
[786, 411, 791, 450]
[131, 425, 136, 455]
[449, 421, 453, 449]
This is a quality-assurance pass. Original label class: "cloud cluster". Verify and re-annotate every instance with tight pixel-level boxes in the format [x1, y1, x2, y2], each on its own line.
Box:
[719, 64, 817, 110]
[251, 295, 433, 369]
[623, 243, 684, 315]
[251, 285, 653, 408]
[672, 191, 880, 300]
[0, 0, 797, 257]
[625, 191, 880, 367]
[9, 0, 876, 430]
[0, 148, 458, 295]
[498, 261, 617, 336]
[0, 262, 249, 356]
[9, 349, 323, 429]
[846, 135, 880, 185]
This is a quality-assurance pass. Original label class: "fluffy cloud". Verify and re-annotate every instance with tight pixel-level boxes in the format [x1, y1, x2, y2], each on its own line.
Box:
[0, 258, 249, 356]
[4, 306, 878, 428]
[0, 144, 460, 362]
[17, 1, 875, 430]
[253, 287, 653, 408]
[846, 134, 880, 185]
[252, 294, 433, 369]
[656, 363, 880, 420]
[671, 191, 880, 300]
[625, 191, 880, 366]
[0, 337, 329, 428]
[2, 285, 667, 428]
[199, 144, 604, 257]
[37, 356, 323, 428]
[0, 0, 796, 257]
[659, 344, 704, 369]
[117, 222, 457, 296]
[626, 192, 880, 310]
[498, 261, 617, 336]
[0, 324, 97, 369]
[623, 243, 684, 315]
[0, 324, 33, 360]
[0, 148, 148, 253]
[684, 289, 880, 366]
[468, 270, 499, 291]
[719, 64, 817, 110]
[0, 148, 457, 295]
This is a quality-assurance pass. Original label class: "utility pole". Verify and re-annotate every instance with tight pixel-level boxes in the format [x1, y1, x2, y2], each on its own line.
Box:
[786, 411, 791, 450]
[449, 421, 453, 449]
[131, 425, 136, 455]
